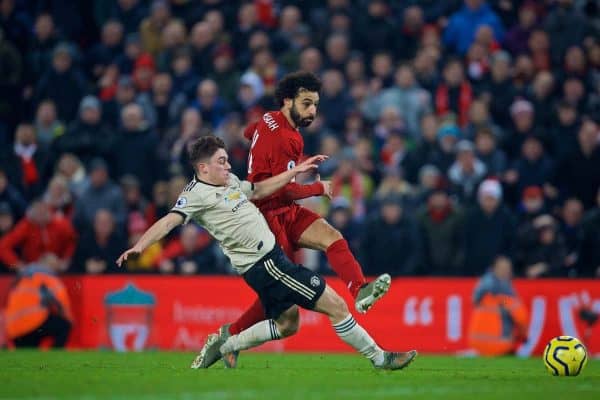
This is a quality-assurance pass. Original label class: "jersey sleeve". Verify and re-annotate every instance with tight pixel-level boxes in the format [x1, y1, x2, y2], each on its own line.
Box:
[229, 173, 254, 197]
[170, 190, 208, 224]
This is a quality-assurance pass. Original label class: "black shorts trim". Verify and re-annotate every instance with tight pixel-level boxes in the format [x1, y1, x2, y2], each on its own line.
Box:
[243, 246, 326, 319]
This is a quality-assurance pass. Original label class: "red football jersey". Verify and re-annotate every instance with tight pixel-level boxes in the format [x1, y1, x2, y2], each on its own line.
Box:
[244, 111, 305, 210]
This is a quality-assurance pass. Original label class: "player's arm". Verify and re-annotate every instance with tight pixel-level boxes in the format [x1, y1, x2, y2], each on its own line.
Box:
[281, 174, 332, 201]
[250, 155, 327, 200]
[116, 212, 184, 267]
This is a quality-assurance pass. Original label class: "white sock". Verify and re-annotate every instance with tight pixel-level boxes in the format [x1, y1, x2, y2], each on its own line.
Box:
[220, 319, 281, 354]
[333, 314, 385, 366]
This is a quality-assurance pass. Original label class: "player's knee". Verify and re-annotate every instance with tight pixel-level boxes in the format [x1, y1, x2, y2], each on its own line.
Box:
[326, 228, 343, 246]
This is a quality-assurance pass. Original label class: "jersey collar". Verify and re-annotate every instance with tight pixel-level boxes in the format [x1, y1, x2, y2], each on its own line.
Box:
[195, 174, 221, 187]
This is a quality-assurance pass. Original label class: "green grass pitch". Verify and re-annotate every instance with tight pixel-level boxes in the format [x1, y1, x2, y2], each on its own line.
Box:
[1, 351, 598, 400]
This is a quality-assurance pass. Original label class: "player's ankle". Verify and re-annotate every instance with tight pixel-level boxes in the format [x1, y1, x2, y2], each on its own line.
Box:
[348, 280, 367, 299]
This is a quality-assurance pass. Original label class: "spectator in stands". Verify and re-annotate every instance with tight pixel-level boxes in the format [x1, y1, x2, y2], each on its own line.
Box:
[548, 100, 581, 161]
[443, 0, 504, 55]
[480, 51, 516, 129]
[505, 135, 554, 198]
[504, 1, 539, 56]
[448, 140, 487, 203]
[190, 79, 228, 129]
[161, 108, 207, 177]
[0, 167, 27, 219]
[555, 119, 600, 209]
[474, 126, 507, 177]
[394, 5, 424, 61]
[463, 179, 516, 276]
[70, 209, 126, 274]
[34, 100, 65, 149]
[0, 201, 14, 272]
[11, 123, 50, 199]
[432, 122, 460, 173]
[144, 72, 186, 136]
[363, 64, 431, 140]
[110, 0, 147, 35]
[209, 45, 240, 106]
[0, 26, 24, 140]
[544, 0, 590, 65]
[139, 0, 176, 57]
[0, 201, 14, 236]
[319, 69, 353, 134]
[27, 14, 60, 88]
[503, 99, 536, 159]
[581, 188, 600, 277]
[156, 19, 187, 72]
[5, 254, 73, 348]
[43, 175, 74, 219]
[468, 255, 528, 356]
[72, 158, 126, 233]
[516, 185, 547, 223]
[362, 194, 422, 276]
[528, 29, 551, 73]
[463, 99, 502, 141]
[54, 153, 87, 199]
[112, 103, 161, 196]
[435, 59, 473, 127]
[85, 20, 123, 80]
[0, 199, 76, 271]
[418, 187, 464, 275]
[170, 49, 199, 99]
[115, 32, 144, 75]
[55, 95, 114, 169]
[156, 224, 218, 275]
[373, 167, 416, 212]
[529, 71, 556, 130]
[35, 43, 86, 122]
[329, 149, 374, 220]
[559, 198, 585, 275]
[516, 214, 568, 277]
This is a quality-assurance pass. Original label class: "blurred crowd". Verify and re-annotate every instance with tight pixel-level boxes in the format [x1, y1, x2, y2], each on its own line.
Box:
[0, 0, 599, 278]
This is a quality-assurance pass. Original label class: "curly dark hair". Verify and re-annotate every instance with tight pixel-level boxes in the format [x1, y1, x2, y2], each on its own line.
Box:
[188, 135, 226, 167]
[274, 71, 322, 107]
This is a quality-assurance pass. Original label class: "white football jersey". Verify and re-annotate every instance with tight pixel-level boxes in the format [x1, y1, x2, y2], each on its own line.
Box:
[171, 173, 276, 273]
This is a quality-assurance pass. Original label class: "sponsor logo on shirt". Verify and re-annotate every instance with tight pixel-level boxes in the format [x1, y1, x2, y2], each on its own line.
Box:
[175, 197, 187, 208]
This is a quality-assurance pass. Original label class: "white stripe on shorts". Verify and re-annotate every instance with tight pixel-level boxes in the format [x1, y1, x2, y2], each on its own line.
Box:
[264, 259, 316, 300]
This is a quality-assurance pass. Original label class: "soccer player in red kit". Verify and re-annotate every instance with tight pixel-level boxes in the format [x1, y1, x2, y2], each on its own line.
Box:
[211, 72, 391, 367]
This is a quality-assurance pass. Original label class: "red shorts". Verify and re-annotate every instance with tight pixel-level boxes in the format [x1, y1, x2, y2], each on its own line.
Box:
[261, 203, 321, 259]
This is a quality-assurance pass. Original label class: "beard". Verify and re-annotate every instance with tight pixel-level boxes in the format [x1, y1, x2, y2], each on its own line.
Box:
[290, 102, 314, 128]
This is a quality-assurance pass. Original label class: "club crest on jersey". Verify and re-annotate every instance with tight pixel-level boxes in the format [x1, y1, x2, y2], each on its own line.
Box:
[174, 197, 187, 208]
[287, 160, 296, 170]
[310, 276, 320, 287]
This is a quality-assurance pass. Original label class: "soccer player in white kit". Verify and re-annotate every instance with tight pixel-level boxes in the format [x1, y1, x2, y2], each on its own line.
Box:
[116, 135, 416, 370]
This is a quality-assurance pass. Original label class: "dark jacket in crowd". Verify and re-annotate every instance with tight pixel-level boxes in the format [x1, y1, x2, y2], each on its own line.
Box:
[463, 205, 516, 276]
[362, 215, 422, 276]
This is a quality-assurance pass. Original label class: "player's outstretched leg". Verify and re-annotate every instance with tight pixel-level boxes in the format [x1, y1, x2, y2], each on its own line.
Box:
[314, 285, 417, 370]
[191, 307, 299, 369]
[299, 219, 392, 313]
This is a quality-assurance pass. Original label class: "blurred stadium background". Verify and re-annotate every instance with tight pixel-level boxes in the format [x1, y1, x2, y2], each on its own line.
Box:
[0, 0, 600, 392]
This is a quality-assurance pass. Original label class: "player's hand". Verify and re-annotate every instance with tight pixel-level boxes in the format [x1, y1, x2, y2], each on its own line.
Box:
[316, 174, 332, 199]
[295, 154, 327, 173]
[116, 246, 142, 267]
